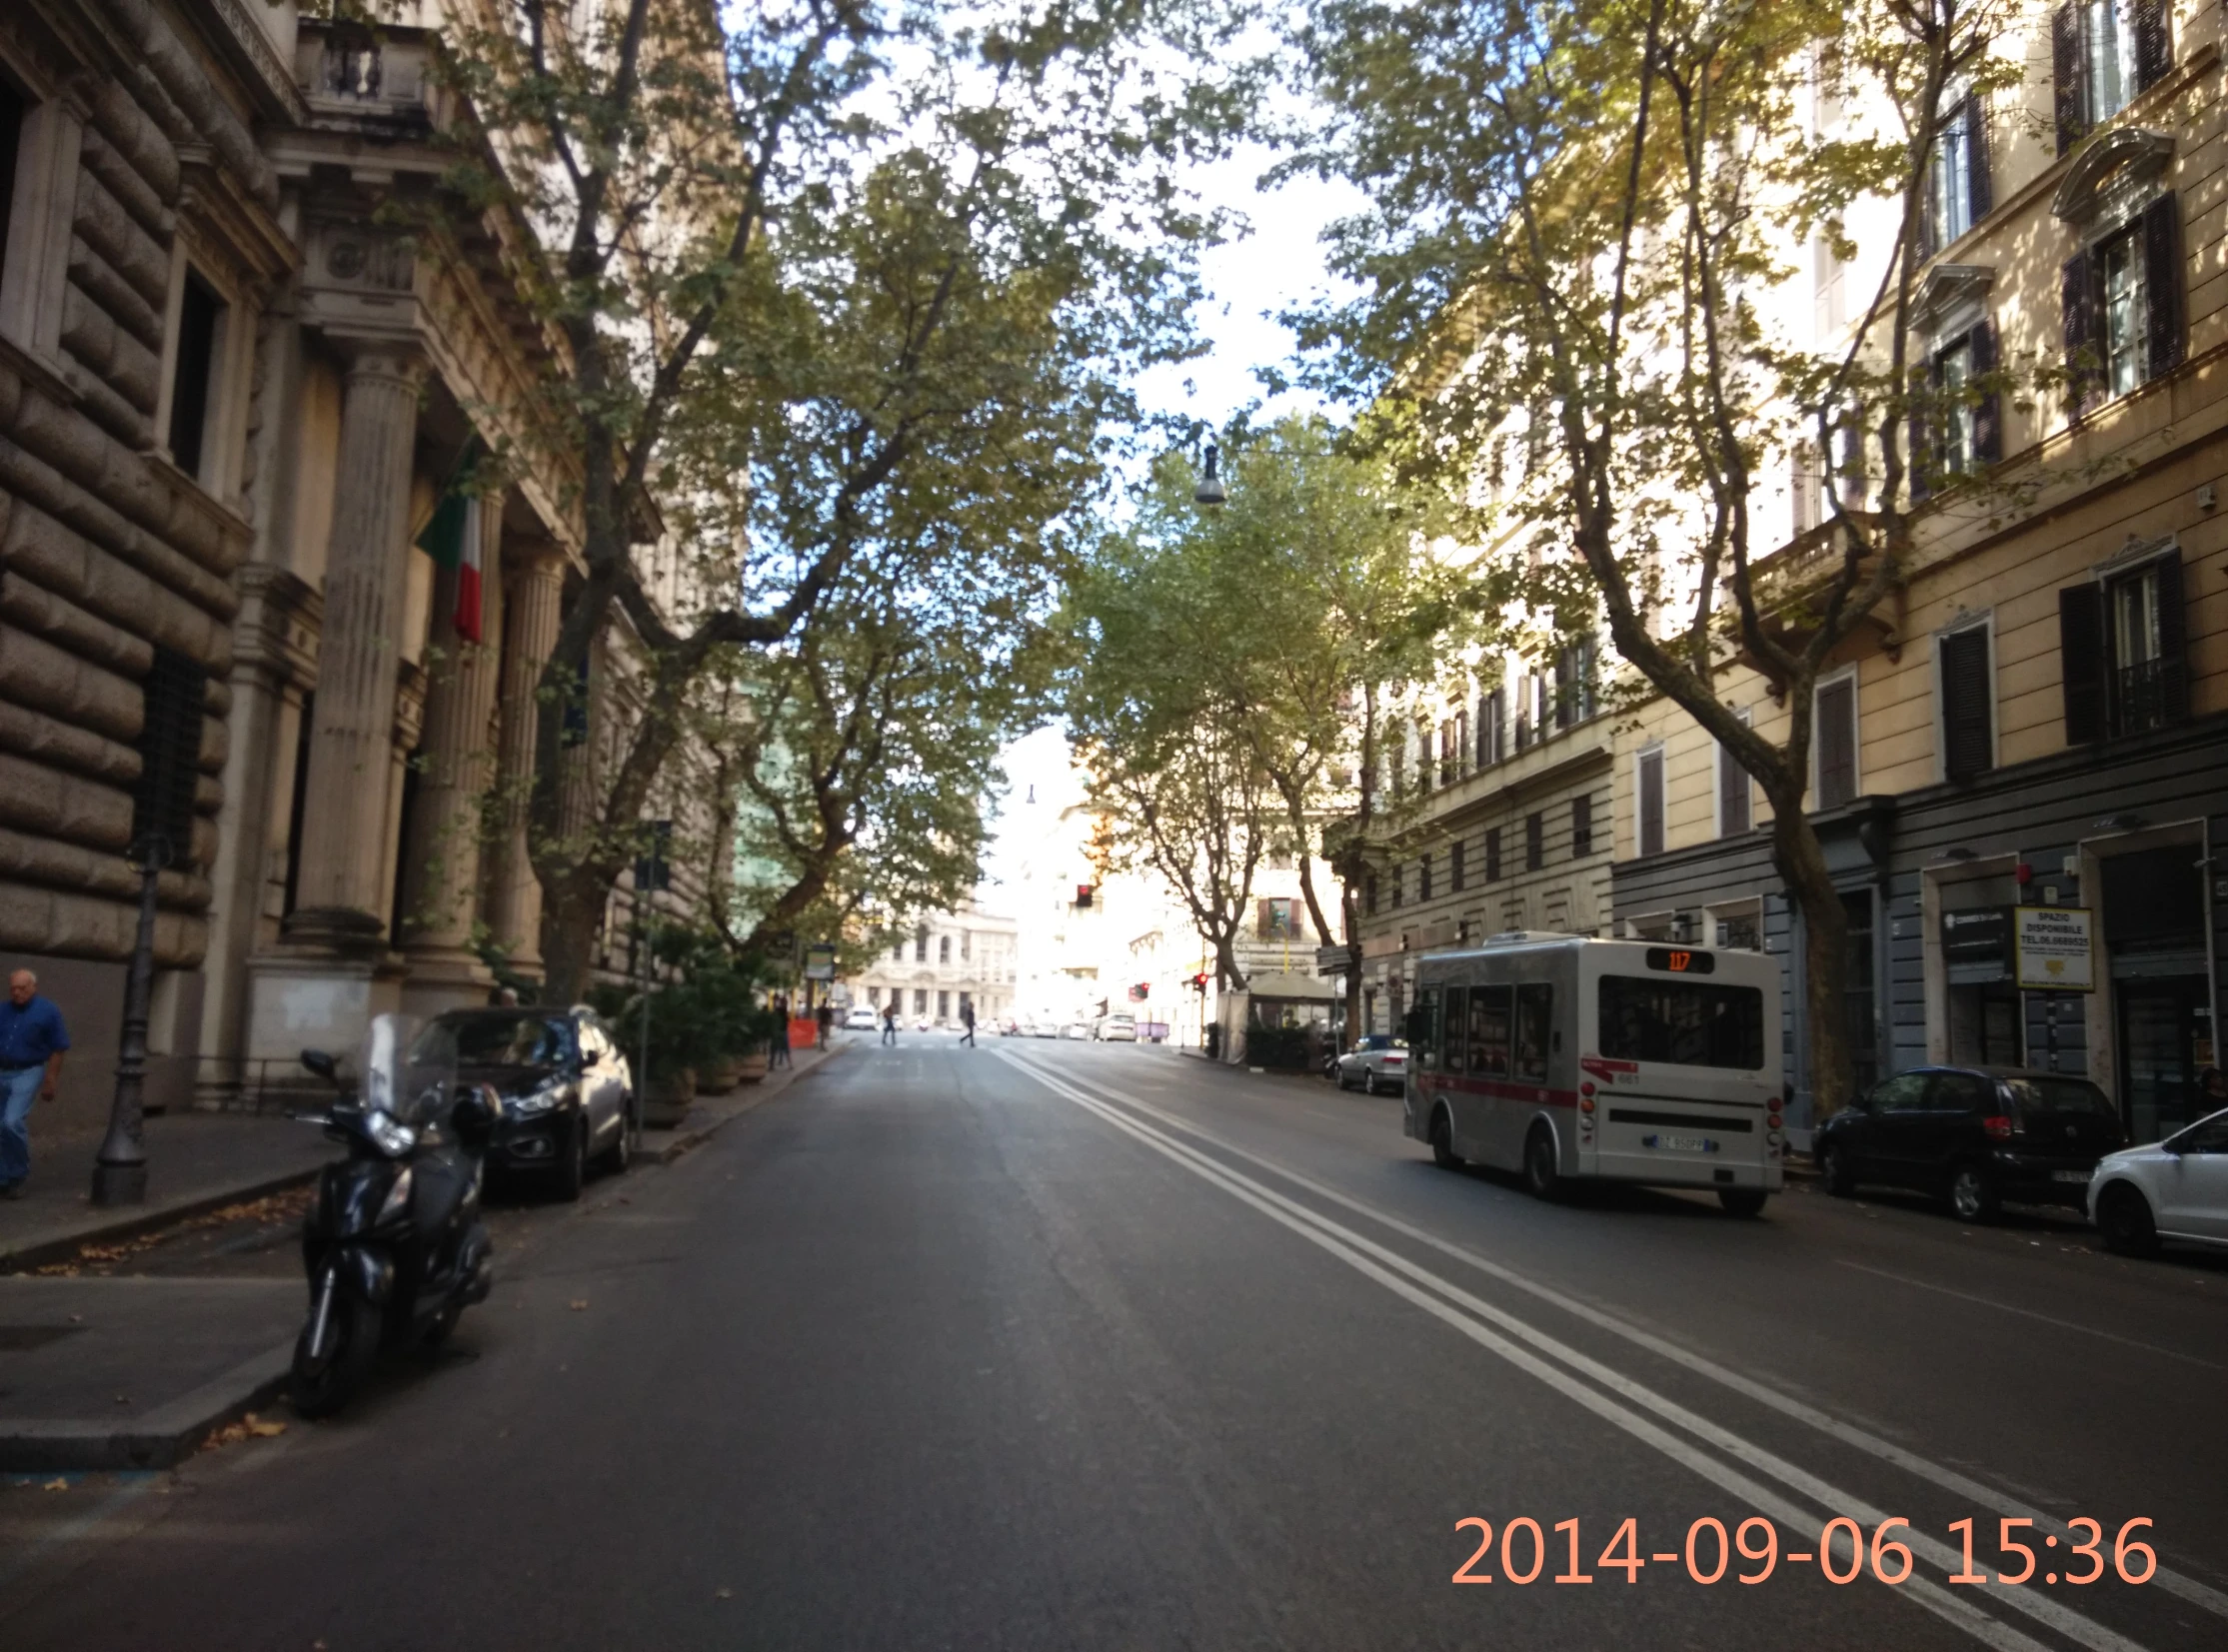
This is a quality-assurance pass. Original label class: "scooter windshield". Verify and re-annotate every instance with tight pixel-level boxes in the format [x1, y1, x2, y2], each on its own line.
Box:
[353, 1012, 452, 1128]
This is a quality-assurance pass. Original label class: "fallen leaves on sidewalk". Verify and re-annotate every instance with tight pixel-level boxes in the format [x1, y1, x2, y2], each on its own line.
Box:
[569, 1299, 589, 1310]
[33, 1188, 315, 1277]
[42, 1478, 67, 1492]
[201, 1411, 289, 1452]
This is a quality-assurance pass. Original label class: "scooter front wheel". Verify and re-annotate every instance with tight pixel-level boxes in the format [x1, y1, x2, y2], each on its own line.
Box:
[290, 1290, 381, 1418]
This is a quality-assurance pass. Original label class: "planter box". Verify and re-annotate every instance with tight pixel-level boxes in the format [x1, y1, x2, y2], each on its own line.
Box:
[641, 1068, 698, 1129]
[696, 1056, 745, 1096]
[732, 1049, 770, 1085]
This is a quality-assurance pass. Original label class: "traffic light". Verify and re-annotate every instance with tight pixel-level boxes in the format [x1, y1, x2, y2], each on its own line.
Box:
[1127, 982, 1149, 1002]
[1190, 971, 1209, 992]
[1075, 883, 1095, 909]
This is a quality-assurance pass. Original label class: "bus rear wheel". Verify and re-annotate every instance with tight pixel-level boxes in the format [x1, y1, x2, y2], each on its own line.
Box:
[1428, 1107, 1461, 1169]
[1523, 1126, 1562, 1202]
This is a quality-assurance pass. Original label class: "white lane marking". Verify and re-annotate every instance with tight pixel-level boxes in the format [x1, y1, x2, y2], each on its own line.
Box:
[1003, 1051, 2159, 1652]
[1025, 1052, 2228, 1627]
[1833, 1260, 2225, 1370]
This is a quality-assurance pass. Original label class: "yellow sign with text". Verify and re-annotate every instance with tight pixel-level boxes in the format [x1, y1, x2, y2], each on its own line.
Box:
[2013, 905, 2094, 992]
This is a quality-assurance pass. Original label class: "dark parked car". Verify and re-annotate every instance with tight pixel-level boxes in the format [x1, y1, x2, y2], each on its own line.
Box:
[1816, 1066, 2125, 1222]
[411, 1007, 635, 1200]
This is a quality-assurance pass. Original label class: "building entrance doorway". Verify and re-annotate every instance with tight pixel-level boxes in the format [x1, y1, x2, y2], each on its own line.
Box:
[2116, 975, 2208, 1144]
[1948, 982, 2022, 1065]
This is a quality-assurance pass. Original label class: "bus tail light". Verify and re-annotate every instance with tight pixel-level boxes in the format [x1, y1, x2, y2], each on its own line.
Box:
[1982, 1114, 2013, 1139]
[1579, 1096, 1595, 1114]
[1766, 1109, 1782, 1131]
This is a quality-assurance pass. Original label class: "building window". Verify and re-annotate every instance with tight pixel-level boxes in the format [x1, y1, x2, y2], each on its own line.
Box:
[1390, 861, 1403, 909]
[167, 269, 226, 483]
[939, 933, 952, 964]
[1453, 707, 1468, 776]
[1484, 826, 1502, 883]
[1364, 872, 1378, 915]
[2054, 2, 2170, 150]
[2060, 553, 2187, 741]
[868, 985, 881, 1006]
[914, 988, 928, 1015]
[961, 930, 972, 961]
[1257, 897, 1299, 939]
[1419, 852, 1433, 902]
[2063, 197, 2184, 418]
[1438, 720, 1455, 788]
[1389, 741, 1404, 799]
[915, 925, 929, 962]
[1572, 794, 1593, 858]
[1636, 748, 1665, 857]
[1926, 95, 1992, 253]
[1938, 626, 1994, 782]
[1415, 723, 1433, 795]
[1814, 674, 1858, 809]
[1552, 636, 1596, 730]
[1449, 838, 1466, 892]
[0, 80, 23, 279]
[1523, 813, 1543, 872]
[1716, 711, 1752, 836]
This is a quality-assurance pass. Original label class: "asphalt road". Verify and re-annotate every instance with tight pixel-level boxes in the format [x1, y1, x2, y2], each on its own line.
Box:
[2, 1036, 2222, 1652]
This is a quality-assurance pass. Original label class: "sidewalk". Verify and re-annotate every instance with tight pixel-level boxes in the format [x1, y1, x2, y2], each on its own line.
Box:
[0, 1112, 332, 1273]
[637, 1038, 844, 1164]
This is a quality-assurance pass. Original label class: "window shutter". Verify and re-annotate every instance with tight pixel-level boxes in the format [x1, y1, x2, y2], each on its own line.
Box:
[1485, 826, 1501, 883]
[1572, 794, 1592, 857]
[2143, 193, 2185, 381]
[2058, 583, 2107, 743]
[1910, 358, 1936, 502]
[2132, 0, 2172, 93]
[1637, 750, 1664, 857]
[1917, 179, 1937, 264]
[1970, 319, 2002, 465]
[1965, 95, 1992, 221]
[2051, 4, 2086, 153]
[1718, 740, 1751, 835]
[2061, 249, 2097, 423]
[2154, 551, 2189, 724]
[1815, 678, 1857, 808]
[1939, 629, 1993, 783]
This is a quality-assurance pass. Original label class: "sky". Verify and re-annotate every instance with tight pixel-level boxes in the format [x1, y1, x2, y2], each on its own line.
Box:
[976, 137, 1368, 908]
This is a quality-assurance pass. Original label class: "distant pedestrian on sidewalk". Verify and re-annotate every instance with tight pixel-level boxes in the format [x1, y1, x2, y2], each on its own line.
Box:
[0, 969, 70, 1198]
[881, 1001, 898, 1045]
[960, 1001, 977, 1047]
[769, 994, 792, 1069]
[816, 1001, 833, 1050]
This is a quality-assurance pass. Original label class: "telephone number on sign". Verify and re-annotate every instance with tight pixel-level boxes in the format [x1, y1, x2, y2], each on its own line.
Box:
[1451, 1516, 2158, 1587]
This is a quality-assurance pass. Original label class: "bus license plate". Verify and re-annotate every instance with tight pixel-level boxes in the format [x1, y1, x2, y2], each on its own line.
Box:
[1644, 1132, 1716, 1153]
[2053, 1169, 2092, 1184]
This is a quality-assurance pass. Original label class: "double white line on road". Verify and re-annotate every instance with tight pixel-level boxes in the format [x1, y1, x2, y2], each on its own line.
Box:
[1000, 1049, 2195, 1652]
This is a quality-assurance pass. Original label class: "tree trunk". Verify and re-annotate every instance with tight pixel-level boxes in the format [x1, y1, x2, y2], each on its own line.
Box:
[1767, 797, 1857, 1124]
[539, 873, 602, 1006]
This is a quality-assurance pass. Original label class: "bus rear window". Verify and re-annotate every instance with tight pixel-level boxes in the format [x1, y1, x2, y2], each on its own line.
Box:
[1597, 976, 1765, 1071]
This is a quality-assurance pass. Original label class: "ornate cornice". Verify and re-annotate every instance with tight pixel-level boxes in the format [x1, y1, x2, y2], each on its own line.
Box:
[2052, 128, 2175, 229]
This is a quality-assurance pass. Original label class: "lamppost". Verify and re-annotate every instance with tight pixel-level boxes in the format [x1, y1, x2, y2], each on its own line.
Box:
[91, 830, 169, 1205]
[1194, 441, 1227, 507]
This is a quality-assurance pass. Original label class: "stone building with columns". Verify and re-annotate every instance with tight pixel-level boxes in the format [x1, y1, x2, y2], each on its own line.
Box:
[1, 3, 672, 1127]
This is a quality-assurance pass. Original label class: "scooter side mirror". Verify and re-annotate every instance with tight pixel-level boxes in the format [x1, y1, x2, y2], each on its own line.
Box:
[450, 1083, 503, 1146]
[300, 1048, 338, 1081]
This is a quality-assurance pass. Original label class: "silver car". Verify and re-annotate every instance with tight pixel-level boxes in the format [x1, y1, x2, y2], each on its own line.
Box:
[2089, 1106, 2228, 1256]
[1333, 1034, 1408, 1095]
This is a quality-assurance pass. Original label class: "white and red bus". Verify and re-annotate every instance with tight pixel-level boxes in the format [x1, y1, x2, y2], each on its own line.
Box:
[1400, 932, 1785, 1215]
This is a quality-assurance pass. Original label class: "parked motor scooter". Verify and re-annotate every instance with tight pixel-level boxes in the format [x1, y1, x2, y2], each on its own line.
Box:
[289, 1013, 500, 1417]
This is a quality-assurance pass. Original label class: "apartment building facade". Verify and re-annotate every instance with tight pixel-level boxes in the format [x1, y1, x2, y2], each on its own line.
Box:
[1, 4, 681, 1128]
[1350, 644, 1613, 1035]
[1611, 1, 2227, 1145]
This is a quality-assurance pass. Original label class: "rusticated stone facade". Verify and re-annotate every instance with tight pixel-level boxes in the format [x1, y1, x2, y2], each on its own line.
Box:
[0, 2, 663, 1131]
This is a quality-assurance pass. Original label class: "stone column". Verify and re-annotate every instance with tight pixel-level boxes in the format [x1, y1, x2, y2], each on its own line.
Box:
[486, 543, 565, 975]
[284, 348, 425, 946]
[399, 497, 504, 980]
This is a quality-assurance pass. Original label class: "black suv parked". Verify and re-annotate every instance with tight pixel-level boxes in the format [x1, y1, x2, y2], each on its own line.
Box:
[411, 1007, 636, 1200]
[1815, 1066, 2125, 1222]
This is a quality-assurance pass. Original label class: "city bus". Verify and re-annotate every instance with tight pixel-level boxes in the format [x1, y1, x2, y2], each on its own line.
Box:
[1400, 932, 1785, 1215]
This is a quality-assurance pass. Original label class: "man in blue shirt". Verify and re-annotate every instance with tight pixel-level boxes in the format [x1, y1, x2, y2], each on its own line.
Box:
[0, 969, 70, 1196]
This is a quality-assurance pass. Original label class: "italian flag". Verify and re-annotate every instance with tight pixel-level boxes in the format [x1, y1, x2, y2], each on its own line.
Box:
[415, 444, 488, 644]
